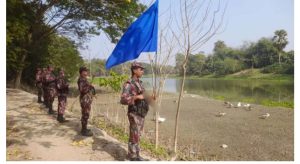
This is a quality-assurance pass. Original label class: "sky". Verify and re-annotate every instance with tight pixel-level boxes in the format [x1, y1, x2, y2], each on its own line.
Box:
[79, 0, 294, 65]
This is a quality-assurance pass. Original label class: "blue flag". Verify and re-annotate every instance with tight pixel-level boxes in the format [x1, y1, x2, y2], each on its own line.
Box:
[105, 0, 158, 69]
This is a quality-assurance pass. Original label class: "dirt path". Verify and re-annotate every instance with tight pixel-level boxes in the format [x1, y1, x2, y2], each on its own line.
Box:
[6, 88, 150, 161]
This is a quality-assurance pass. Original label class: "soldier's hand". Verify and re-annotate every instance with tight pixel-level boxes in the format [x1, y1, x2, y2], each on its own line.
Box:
[151, 94, 156, 100]
[135, 94, 144, 100]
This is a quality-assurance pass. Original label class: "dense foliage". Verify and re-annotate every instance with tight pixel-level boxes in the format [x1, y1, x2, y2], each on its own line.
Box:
[175, 30, 293, 76]
[7, 0, 146, 87]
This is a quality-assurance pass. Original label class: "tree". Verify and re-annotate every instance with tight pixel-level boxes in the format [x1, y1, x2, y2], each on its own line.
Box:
[245, 38, 278, 68]
[7, 0, 146, 88]
[272, 29, 288, 66]
[47, 35, 84, 80]
[7, 0, 36, 87]
[170, 0, 227, 154]
[213, 40, 228, 60]
[175, 53, 185, 75]
[187, 53, 206, 76]
[25, 0, 146, 44]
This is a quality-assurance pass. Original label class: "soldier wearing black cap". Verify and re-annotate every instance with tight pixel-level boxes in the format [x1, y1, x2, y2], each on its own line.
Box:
[45, 65, 57, 114]
[35, 68, 43, 103]
[120, 61, 152, 161]
[77, 66, 95, 136]
[56, 70, 69, 123]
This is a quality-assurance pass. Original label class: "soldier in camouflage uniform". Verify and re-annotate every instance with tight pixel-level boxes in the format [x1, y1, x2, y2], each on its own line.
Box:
[45, 65, 57, 114]
[42, 68, 48, 107]
[120, 62, 152, 161]
[56, 70, 69, 123]
[77, 67, 95, 136]
[35, 68, 43, 103]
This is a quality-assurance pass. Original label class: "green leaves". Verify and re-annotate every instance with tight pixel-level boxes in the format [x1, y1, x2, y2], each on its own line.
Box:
[28, 0, 146, 43]
[48, 35, 84, 80]
[272, 29, 288, 51]
[95, 71, 128, 92]
[175, 29, 293, 77]
[7, 0, 146, 86]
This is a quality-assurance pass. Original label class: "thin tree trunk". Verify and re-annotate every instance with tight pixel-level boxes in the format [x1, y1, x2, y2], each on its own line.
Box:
[174, 60, 188, 153]
[14, 54, 26, 88]
[279, 51, 281, 66]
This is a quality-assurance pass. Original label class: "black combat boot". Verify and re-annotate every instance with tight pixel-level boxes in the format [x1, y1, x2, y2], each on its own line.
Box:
[57, 114, 69, 123]
[48, 105, 54, 114]
[135, 152, 149, 161]
[44, 101, 47, 107]
[81, 124, 93, 137]
[38, 97, 43, 103]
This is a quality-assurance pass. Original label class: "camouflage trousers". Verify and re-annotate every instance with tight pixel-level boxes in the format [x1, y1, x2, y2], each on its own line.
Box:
[57, 95, 67, 115]
[43, 87, 47, 105]
[80, 94, 92, 129]
[36, 83, 43, 102]
[127, 112, 145, 158]
[47, 88, 56, 109]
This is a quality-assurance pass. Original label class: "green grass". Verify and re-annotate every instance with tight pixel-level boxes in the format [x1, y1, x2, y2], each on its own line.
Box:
[261, 100, 294, 109]
[98, 69, 293, 81]
[93, 118, 169, 159]
[146, 69, 294, 81]
[241, 98, 256, 103]
[219, 69, 293, 81]
[213, 95, 225, 101]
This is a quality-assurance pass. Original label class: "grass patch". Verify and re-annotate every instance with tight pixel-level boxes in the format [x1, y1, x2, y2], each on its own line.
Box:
[93, 118, 169, 159]
[241, 98, 256, 103]
[213, 95, 225, 101]
[261, 100, 294, 109]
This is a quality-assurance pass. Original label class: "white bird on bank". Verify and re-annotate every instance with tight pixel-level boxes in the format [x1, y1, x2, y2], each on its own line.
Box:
[226, 103, 234, 108]
[234, 102, 241, 108]
[224, 101, 230, 106]
[153, 116, 166, 123]
[158, 117, 166, 123]
[221, 144, 228, 149]
[259, 113, 270, 119]
[243, 104, 252, 111]
[237, 102, 241, 107]
[216, 112, 226, 117]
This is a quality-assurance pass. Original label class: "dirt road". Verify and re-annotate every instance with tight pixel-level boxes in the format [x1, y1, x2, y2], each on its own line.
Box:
[6, 88, 151, 161]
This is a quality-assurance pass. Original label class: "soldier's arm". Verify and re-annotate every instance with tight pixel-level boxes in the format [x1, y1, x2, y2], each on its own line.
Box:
[79, 79, 91, 94]
[35, 74, 40, 82]
[58, 78, 69, 89]
[45, 74, 56, 84]
[56, 78, 63, 90]
[120, 83, 135, 105]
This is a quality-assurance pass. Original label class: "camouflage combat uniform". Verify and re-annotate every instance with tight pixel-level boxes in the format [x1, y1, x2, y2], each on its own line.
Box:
[42, 68, 48, 107]
[45, 69, 57, 114]
[56, 71, 69, 122]
[35, 69, 43, 103]
[121, 76, 149, 160]
[77, 75, 94, 135]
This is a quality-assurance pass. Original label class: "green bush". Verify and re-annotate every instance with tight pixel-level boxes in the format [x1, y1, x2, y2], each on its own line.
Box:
[261, 63, 294, 74]
[94, 71, 128, 92]
[261, 99, 294, 109]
